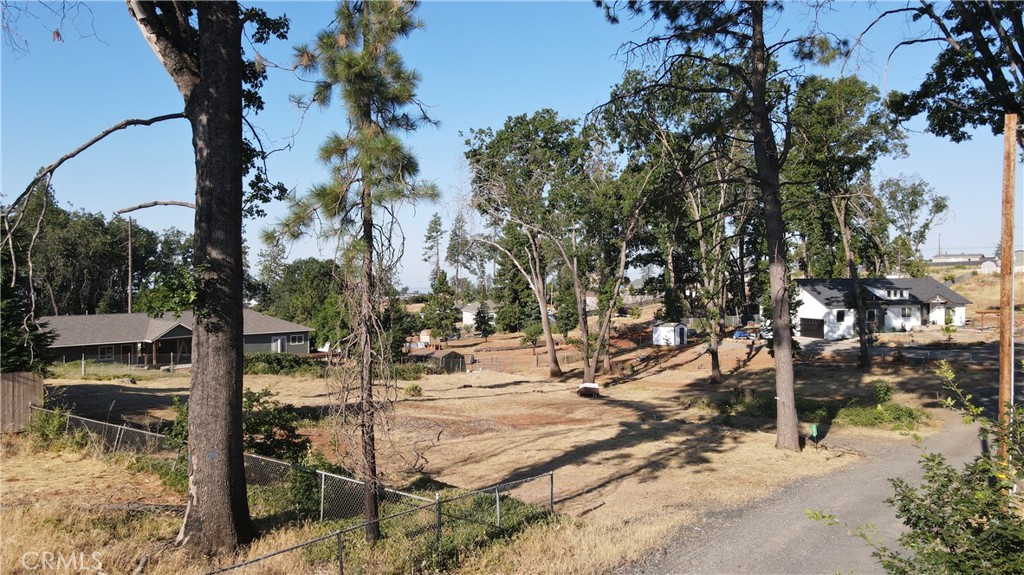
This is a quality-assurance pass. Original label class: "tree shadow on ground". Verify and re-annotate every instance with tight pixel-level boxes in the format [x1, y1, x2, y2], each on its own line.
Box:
[47, 383, 188, 426]
[483, 395, 741, 509]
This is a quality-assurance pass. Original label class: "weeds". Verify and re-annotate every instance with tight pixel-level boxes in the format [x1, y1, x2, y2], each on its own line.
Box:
[716, 383, 926, 431]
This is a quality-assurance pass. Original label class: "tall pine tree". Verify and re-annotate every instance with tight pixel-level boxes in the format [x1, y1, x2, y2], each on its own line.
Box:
[283, 0, 436, 541]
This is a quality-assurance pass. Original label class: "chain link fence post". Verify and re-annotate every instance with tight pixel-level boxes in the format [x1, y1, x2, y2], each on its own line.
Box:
[434, 492, 441, 552]
[549, 471, 554, 512]
[495, 485, 501, 527]
[319, 471, 326, 522]
[337, 530, 344, 575]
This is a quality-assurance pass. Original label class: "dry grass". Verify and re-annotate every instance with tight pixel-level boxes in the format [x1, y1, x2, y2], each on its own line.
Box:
[33, 311, 979, 574]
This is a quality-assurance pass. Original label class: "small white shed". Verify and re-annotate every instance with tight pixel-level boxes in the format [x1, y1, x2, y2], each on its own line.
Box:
[652, 322, 688, 346]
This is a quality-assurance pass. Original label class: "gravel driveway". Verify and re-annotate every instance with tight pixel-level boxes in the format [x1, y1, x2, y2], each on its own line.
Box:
[621, 408, 984, 575]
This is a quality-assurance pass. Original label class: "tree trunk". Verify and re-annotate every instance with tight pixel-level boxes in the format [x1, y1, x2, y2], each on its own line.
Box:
[708, 330, 721, 383]
[834, 198, 871, 369]
[359, 184, 381, 542]
[750, 1, 800, 451]
[176, 2, 254, 551]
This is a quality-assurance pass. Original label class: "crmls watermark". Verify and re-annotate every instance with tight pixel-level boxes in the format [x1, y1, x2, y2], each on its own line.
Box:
[20, 551, 104, 572]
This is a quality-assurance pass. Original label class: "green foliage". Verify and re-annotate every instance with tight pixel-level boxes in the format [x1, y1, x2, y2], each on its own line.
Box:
[165, 396, 189, 450]
[166, 387, 311, 463]
[26, 406, 87, 450]
[474, 302, 495, 341]
[243, 352, 324, 376]
[403, 383, 423, 397]
[392, 363, 425, 381]
[520, 323, 543, 348]
[255, 257, 348, 348]
[834, 401, 926, 431]
[718, 389, 925, 431]
[129, 455, 188, 493]
[421, 270, 460, 344]
[423, 213, 445, 281]
[242, 388, 311, 462]
[491, 225, 541, 333]
[0, 267, 55, 375]
[284, 450, 352, 519]
[873, 381, 895, 404]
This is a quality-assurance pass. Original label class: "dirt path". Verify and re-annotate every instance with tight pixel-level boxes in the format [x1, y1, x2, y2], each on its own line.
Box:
[622, 408, 983, 575]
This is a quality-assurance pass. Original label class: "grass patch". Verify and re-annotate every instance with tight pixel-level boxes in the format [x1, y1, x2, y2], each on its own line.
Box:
[715, 380, 927, 431]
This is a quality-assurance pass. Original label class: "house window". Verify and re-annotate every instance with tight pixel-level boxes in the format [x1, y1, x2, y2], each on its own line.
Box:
[97, 345, 114, 361]
[901, 307, 912, 319]
[836, 310, 846, 323]
[289, 334, 304, 345]
[866, 310, 877, 323]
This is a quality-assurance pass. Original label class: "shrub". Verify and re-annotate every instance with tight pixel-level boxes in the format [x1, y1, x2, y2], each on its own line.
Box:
[392, 363, 424, 381]
[167, 387, 311, 463]
[403, 384, 423, 397]
[26, 406, 87, 450]
[817, 361, 1024, 574]
[872, 380, 895, 404]
[244, 353, 324, 376]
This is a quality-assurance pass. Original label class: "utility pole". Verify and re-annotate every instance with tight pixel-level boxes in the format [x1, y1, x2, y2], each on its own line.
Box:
[127, 216, 133, 313]
[998, 112, 1017, 462]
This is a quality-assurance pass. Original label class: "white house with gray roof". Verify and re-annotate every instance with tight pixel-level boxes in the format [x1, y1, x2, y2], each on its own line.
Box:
[40, 309, 312, 366]
[795, 278, 971, 340]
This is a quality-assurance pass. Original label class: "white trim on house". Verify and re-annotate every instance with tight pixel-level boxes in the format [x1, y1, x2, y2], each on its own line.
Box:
[795, 278, 970, 340]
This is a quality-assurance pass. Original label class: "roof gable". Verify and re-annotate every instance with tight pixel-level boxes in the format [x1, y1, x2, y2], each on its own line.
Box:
[796, 278, 972, 308]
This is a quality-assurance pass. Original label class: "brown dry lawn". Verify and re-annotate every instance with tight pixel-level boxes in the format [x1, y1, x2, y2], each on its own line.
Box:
[41, 322, 989, 545]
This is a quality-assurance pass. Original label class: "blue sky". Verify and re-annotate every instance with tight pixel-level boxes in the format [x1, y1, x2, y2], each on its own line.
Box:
[1, 1, 1015, 292]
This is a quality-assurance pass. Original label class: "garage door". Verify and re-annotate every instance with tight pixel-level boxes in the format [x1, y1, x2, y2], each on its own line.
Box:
[800, 318, 825, 339]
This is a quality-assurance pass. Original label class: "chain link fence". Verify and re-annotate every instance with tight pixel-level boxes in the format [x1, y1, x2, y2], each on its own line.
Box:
[28, 406, 556, 575]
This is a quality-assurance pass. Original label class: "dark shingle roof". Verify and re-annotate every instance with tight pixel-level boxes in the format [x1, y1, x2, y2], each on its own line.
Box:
[40, 309, 311, 348]
[796, 278, 972, 308]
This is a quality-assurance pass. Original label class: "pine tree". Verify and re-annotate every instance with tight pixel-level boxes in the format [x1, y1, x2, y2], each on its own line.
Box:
[445, 212, 470, 302]
[423, 213, 444, 282]
[474, 302, 495, 341]
[285, 0, 437, 542]
[421, 270, 459, 346]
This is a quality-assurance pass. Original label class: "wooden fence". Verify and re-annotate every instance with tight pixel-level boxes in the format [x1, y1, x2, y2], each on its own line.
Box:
[1, 372, 44, 432]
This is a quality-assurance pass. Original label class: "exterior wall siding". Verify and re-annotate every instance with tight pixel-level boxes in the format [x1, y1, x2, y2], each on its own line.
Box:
[824, 309, 855, 341]
[242, 332, 310, 355]
[795, 291, 829, 337]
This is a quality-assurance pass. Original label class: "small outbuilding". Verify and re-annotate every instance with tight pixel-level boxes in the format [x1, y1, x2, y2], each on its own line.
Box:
[407, 348, 467, 374]
[652, 322, 688, 346]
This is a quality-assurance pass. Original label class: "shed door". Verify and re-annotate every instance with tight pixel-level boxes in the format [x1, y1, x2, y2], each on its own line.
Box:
[800, 318, 825, 339]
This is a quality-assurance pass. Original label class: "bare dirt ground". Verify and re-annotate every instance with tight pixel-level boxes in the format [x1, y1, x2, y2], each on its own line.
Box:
[43, 315, 988, 544]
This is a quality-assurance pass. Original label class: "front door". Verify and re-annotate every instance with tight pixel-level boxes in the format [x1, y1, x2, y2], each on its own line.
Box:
[271, 336, 286, 353]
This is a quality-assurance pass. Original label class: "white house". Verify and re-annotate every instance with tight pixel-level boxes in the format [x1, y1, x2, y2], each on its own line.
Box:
[795, 278, 971, 340]
[459, 301, 497, 330]
[652, 322, 688, 346]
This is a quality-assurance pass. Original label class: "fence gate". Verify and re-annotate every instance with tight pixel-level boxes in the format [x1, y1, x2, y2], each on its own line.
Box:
[1, 372, 44, 432]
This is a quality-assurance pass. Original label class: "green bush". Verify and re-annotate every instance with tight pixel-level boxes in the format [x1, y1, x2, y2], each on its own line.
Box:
[128, 454, 188, 493]
[244, 353, 324, 376]
[403, 384, 423, 397]
[834, 401, 926, 430]
[817, 361, 1024, 574]
[719, 390, 924, 430]
[872, 380, 895, 404]
[166, 387, 311, 463]
[392, 363, 424, 381]
[26, 406, 87, 449]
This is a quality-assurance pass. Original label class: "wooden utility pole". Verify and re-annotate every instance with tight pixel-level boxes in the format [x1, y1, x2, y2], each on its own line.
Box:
[998, 112, 1017, 461]
[127, 217, 133, 314]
